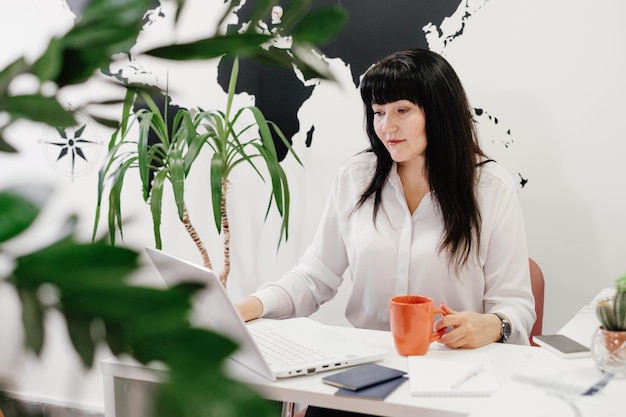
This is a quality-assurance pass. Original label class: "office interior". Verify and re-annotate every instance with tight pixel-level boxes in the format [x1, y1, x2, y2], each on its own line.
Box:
[0, 1, 625, 416]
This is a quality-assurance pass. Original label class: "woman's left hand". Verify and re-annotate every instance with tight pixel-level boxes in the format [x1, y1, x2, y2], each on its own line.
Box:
[434, 304, 502, 349]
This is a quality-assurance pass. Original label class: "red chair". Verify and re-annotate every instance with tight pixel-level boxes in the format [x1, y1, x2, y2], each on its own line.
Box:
[529, 258, 545, 346]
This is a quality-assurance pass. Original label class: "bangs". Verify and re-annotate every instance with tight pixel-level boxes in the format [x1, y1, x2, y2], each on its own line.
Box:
[360, 61, 424, 106]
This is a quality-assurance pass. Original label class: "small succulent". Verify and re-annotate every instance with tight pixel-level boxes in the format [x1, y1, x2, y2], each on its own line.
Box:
[596, 275, 626, 331]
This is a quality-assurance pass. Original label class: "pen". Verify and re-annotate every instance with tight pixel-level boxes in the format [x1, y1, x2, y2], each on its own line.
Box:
[449, 362, 483, 389]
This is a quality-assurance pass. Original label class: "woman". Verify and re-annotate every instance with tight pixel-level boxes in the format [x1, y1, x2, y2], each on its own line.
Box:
[237, 48, 535, 349]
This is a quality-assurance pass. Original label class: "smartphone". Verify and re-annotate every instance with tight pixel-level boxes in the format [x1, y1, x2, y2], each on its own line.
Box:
[533, 334, 591, 358]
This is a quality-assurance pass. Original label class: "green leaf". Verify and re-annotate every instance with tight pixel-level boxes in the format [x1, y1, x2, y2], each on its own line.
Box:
[65, 314, 96, 368]
[4, 95, 76, 127]
[32, 37, 63, 82]
[269, 120, 302, 166]
[133, 327, 236, 368]
[17, 288, 45, 355]
[169, 148, 185, 220]
[144, 33, 271, 61]
[156, 368, 275, 417]
[0, 56, 28, 95]
[104, 322, 127, 356]
[150, 169, 167, 249]
[0, 132, 18, 153]
[210, 154, 224, 233]
[108, 157, 137, 243]
[13, 241, 140, 291]
[291, 6, 348, 45]
[0, 186, 50, 243]
[138, 112, 155, 200]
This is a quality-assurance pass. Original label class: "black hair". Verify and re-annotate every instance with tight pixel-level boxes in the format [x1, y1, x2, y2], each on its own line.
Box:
[357, 48, 487, 268]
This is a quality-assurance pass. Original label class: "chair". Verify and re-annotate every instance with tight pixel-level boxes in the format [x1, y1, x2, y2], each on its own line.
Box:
[529, 258, 545, 346]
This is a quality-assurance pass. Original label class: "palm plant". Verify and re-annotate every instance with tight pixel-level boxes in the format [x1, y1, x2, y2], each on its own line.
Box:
[1, 0, 347, 415]
[94, 57, 301, 286]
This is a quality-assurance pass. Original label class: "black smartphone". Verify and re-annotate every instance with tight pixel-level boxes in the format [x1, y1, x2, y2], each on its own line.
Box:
[533, 334, 591, 358]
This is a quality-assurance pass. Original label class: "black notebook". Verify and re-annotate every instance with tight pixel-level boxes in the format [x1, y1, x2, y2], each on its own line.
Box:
[335, 376, 408, 400]
[322, 363, 406, 391]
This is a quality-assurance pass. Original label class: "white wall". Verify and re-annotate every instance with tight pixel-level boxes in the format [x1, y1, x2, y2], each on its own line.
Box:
[1, 0, 625, 411]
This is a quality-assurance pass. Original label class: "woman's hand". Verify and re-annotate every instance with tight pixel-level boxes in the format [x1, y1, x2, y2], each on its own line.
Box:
[434, 304, 502, 349]
[235, 296, 264, 322]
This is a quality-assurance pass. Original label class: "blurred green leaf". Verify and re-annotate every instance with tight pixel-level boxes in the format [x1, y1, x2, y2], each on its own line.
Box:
[52, 0, 156, 86]
[157, 367, 274, 417]
[60, 285, 200, 322]
[0, 187, 49, 243]
[13, 240, 139, 290]
[65, 314, 96, 368]
[133, 327, 237, 367]
[291, 6, 348, 45]
[104, 321, 127, 356]
[4, 94, 76, 127]
[145, 33, 271, 61]
[0, 56, 28, 95]
[0, 132, 18, 153]
[17, 288, 45, 355]
[32, 37, 63, 82]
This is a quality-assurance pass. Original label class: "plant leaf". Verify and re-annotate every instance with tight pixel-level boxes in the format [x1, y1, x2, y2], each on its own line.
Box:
[4, 95, 76, 127]
[65, 314, 96, 368]
[0, 186, 50, 243]
[210, 153, 224, 233]
[0, 57, 28, 95]
[291, 6, 348, 45]
[169, 148, 185, 220]
[17, 288, 45, 355]
[145, 33, 271, 61]
[150, 169, 167, 249]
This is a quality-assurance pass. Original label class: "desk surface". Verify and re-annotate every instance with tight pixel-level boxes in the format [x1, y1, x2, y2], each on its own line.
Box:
[101, 288, 622, 417]
[468, 288, 622, 417]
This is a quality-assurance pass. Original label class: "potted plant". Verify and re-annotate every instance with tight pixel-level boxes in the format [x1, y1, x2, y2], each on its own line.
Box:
[592, 275, 626, 377]
[94, 56, 301, 287]
[0, 0, 347, 415]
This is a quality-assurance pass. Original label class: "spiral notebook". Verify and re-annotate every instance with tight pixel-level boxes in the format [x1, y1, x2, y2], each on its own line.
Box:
[408, 352, 499, 396]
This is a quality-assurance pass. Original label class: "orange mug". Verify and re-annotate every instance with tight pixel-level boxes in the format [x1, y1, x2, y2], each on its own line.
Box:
[389, 295, 447, 356]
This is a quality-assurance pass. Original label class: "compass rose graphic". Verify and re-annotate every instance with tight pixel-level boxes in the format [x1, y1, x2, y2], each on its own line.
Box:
[40, 111, 103, 181]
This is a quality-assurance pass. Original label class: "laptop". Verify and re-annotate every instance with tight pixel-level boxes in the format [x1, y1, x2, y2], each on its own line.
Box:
[145, 247, 386, 380]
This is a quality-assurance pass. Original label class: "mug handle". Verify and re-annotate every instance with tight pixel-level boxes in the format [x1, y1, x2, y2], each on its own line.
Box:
[430, 307, 448, 342]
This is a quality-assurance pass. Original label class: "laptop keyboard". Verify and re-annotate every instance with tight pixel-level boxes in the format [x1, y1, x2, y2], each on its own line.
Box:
[250, 326, 333, 366]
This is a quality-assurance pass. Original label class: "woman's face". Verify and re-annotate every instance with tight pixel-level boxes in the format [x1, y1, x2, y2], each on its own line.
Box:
[372, 100, 427, 165]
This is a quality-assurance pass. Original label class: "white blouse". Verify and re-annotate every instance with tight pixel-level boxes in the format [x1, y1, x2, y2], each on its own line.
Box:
[253, 152, 536, 345]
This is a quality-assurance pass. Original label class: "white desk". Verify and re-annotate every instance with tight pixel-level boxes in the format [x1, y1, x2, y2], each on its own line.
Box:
[468, 288, 622, 417]
[101, 289, 622, 417]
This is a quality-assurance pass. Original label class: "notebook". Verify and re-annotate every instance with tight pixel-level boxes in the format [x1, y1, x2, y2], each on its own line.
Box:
[322, 363, 406, 390]
[335, 376, 408, 400]
[408, 352, 499, 396]
[145, 247, 386, 380]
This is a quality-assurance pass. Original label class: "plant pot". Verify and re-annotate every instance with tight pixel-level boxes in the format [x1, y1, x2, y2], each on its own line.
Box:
[590, 326, 626, 378]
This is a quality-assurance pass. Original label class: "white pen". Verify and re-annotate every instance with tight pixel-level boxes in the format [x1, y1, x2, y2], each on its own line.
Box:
[449, 362, 483, 389]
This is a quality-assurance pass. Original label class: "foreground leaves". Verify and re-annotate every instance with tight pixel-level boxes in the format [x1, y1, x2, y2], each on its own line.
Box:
[3, 187, 273, 417]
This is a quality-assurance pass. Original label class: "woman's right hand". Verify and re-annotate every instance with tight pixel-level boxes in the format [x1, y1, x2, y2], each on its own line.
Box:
[235, 296, 264, 322]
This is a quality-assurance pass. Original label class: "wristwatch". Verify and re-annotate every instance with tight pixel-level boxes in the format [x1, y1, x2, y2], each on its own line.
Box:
[494, 312, 511, 343]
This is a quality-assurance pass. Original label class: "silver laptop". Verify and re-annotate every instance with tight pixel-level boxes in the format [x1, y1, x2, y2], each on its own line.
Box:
[145, 247, 386, 380]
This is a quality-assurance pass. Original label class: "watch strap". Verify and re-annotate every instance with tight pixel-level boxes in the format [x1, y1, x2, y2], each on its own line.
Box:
[494, 312, 511, 343]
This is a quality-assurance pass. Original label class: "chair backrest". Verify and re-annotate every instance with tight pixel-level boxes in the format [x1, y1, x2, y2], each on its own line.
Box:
[529, 258, 545, 345]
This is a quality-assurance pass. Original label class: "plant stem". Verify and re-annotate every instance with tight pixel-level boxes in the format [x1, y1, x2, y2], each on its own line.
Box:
[219, 180, 231, 287]
[182, 205, 212, 270]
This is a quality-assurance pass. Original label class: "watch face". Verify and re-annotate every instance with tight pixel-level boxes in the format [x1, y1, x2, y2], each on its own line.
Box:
[502, 323, 511, 341]
[495, 313, 511, 342]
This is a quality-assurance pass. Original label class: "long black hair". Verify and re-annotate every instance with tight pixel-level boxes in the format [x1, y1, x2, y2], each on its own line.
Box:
[357, 48, 487, 268]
